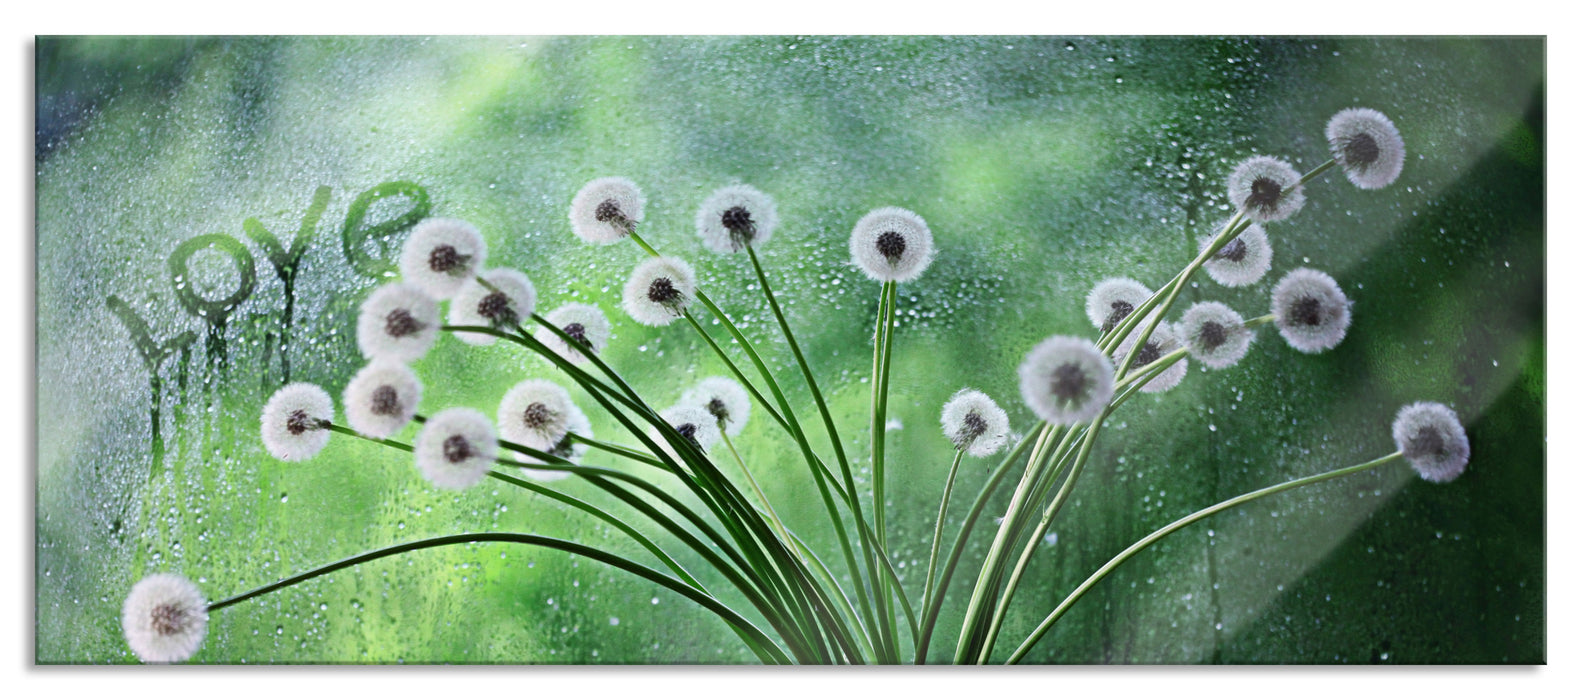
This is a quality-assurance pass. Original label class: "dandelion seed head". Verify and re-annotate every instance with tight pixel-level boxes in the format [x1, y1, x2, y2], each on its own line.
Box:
[1227, 156, 1305, 223]
[1201, 220, 1274, 288]
[849, 207, 936, 283]
[1271, 268, 1351, 354]
[1327, 108, 1405, 190]
[450, 268, 537, 346]
[1085, 278, 1151, 333]
[696, 184, 778, 253]
[415, 408, 496, 490]
[122, 573, 207, 664]
[622, 256, 697, 327]
[659, 405, 722, 454]
[344, 361, 423, 440]
[357, 283, 440, 363]
[261, 383, 333, 462]
[1392, 402, 1470, 483]
[681, 376, 753, 437]
[570, 177, 645, 244]
[498, 379, 574, 452]
[1180, 301, 1254, 370]
[536, 304, 611, 364]
[517, 401, 591, 481]
[398, 218, 486, 300]
[940, 389, 1011, 457]
[1019, 336, 1115, 425]
[1114, 322, 1188, 393]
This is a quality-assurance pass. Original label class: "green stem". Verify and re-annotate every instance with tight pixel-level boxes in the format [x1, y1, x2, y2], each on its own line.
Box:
[681, 312, 791, 433]
[920, 450, 965, 618]
[1005, 451, 1403, 664]
[869, 280, 899, 660]
[568, 433, 665, 467]
[977, 412, 1105, 663]
[204, 532, 792, 665]
[913, 426, 1039, 663]
[737, 245, 884, 658]
[721, 430, 797, 561]
[871, 281, 896, 550]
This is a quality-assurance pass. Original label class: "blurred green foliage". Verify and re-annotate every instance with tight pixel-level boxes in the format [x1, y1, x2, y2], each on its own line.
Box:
[36, 36, 1542, 664]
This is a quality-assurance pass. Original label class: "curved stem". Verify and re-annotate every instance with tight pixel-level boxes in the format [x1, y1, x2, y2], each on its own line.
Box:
[744, 243, 890, 661]
[920, 450, 965, 621]
[1005, 451, 1403, 664]
[720, 430, 797, 560]
[205, 532, 792, 664]
[913, 426, 1040, 663]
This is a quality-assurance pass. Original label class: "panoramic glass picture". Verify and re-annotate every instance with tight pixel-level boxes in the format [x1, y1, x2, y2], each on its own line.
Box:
[35, 36, 1543, 664]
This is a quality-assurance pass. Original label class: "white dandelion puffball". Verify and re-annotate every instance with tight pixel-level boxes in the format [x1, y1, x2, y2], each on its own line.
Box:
[682, 376, 752, 437]
[1392, 402, 1471, 483]
[1019, 336, 1115, 426]
[696, 184, 778, 253]
[1327, 108, 1405, 190]
[1085, 277, 1152, 332]
[518, 401, 591, 482]
[1114, 322, 1188, 394]
[357, 282, 440, 363]
[1179, 301, 1254, 370]
[1201, 219, 1273, 288]
[659, 404, 722, 454]
[570, 176, 645, 244]
[622, 256, 697, 327]
[498, 379, 574, 453]
[414, 408, 497, 491]
[1227, 155, 1306, 223]
[1271, 268, 1352, 354]
[940, 389, 1010, 458]
[122, 573, 207, 664]
[397, 217, 487, 300]
[849, 206, 936, 283]
[535, 303, 611, 365]
[450, 268, 537, 346]
[343, 361, 423, 440]
[261, 383, 334, 462]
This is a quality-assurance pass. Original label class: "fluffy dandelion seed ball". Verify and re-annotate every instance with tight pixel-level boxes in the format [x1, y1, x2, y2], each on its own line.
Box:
[414, 408, 497, 490]
[535, 303, 612, 365]
[397, 218, 487, 300]
[1392, 402, 1471, 483]
[450, 268, 537, 346]
[1179, 301, 1254, 370]
[1114, 322, 1189, 393]
[344, 360, 423, 440]
[622, 256, 697, 327]
[940, 389, 1011, 458]
[122, 573, 207, 664]
[681, 376, 752, 437]
[1085, 277, 1152, 333]
[1227, 156, 1306, 223]
[357, 282, 440, 363]
[570, 176, 645, 244]
[261, 383, 334, 462]
[658, 405, 722, 455]
[1271, 268, 1352, 354]
[849, 206, 936, 283]
[1327, 108, 1405, 190]
[518, 401, 591, 482]
[1019, 336, 1115, 426]
[1201, 219, 1273, 288]
[497, 379, 574, 453]
[696, 184, 778, 253]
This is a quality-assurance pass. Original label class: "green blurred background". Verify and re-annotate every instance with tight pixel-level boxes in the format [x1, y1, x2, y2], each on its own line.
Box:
[35, 36, 1543, 664]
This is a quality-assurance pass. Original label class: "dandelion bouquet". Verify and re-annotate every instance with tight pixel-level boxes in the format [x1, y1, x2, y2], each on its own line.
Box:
[35, 36, 1544, 665]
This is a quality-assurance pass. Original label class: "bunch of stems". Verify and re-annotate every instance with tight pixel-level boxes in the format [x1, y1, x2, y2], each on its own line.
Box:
[207, 158, 1414, 665]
